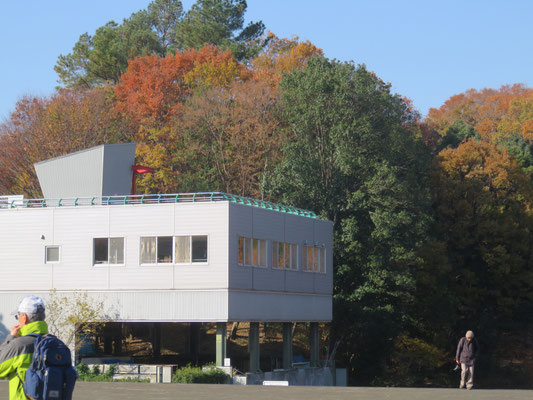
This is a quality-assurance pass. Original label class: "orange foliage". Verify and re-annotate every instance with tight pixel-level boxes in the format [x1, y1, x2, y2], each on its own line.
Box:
[251, 33, 323, 85]
[114, 46, 245, 126]
[0, 88, 132, 196]
[432, 140, 533, 314]
[427, 84, 533, 140]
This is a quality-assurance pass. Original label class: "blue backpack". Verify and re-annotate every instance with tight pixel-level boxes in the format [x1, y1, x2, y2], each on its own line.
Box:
[23, 334, 78, 400]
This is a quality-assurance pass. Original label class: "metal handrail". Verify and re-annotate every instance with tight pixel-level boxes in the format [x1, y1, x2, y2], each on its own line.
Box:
[0, 192, 318, 219]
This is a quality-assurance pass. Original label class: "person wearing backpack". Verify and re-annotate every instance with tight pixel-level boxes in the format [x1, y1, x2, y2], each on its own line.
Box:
[455, 330, 480, 390]
[0, 296, 76, 400]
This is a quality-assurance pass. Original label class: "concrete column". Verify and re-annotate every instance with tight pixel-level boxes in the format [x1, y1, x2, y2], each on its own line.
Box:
[309, 322, 319, 367]
[282, 322, 293, 370]
[189, 323, 200, 365]
[151, 323, 160, 358]
[248, 322, 260, 372]
[216, 323, 227, 367]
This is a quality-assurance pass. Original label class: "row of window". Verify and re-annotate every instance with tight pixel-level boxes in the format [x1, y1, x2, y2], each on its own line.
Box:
[45, 235, 208, 265]
[44, 235, 327, 273]
[238, 236, 326, 273]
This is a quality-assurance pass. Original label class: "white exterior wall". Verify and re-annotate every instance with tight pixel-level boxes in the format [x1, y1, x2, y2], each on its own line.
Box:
[0, 202, 230, 337]
[0, 200, 333, 337]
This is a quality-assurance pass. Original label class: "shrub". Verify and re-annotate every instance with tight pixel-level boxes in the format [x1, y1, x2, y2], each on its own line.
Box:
[76, 363, 117, 382]
[172, 365, 228, 384]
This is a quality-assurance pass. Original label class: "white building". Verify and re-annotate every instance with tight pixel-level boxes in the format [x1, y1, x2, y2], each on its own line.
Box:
[0, 143, 333, 372]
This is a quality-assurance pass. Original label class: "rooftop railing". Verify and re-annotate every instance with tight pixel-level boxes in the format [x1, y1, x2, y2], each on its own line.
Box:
[0, 192, 318, 219]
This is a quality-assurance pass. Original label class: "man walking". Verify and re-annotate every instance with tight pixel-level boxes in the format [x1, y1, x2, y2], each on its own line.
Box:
[0, 296, 48, 400]
[456, 330, 479, 390]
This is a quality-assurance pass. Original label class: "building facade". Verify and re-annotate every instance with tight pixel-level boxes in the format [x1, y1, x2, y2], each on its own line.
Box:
[0, 144, 333, 372]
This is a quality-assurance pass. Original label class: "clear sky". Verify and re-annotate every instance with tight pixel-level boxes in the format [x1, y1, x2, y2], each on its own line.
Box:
[1, 0, 532, 121]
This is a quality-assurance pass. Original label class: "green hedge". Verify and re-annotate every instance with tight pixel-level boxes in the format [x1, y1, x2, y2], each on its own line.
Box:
[172, 365, 228, 384]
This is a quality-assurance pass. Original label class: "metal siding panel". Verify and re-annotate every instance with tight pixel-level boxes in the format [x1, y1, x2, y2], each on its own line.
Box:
[313, 220, 334, 295]
[0, 290, 229, 340]
[173, 203, 229, 290]
[228, 291, 332, 322]
[34, 146, 104, 199]
[0, 210, 54, 290]
[102, 143, 136, 196]
[284, 214, 316, 293]
[228, 203, 253, 289]
[250, 208, 286, 291]
[52, 207, 110, 289]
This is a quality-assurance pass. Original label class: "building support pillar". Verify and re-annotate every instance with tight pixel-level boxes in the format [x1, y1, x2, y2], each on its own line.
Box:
[248, 322, 260, 372]
[309, 322, 319, 367]
[189, 323, 200, 364]
[282, 322, 293, 370]
[216, 322, 227, 367]
[151, 323, 160, 358]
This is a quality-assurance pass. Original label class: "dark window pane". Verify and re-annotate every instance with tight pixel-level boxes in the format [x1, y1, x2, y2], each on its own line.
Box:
[157, 236, 173, 263]
[192, 236, 208, 263]
[94, 238, 108, 264]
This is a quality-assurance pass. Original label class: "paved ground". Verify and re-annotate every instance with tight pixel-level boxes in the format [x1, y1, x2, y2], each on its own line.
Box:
[0, 381, 532, 399]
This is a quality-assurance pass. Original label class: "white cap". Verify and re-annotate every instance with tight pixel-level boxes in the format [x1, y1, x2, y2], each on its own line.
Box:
[13, 296, 45, 316]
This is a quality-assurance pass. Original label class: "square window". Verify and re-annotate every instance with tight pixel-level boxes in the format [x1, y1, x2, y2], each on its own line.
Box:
[46, 246, 60, 263]
[192, 235, 208, 263]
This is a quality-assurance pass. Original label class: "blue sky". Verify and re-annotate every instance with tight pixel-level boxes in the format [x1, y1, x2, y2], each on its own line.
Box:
[1, 0, 532, 121]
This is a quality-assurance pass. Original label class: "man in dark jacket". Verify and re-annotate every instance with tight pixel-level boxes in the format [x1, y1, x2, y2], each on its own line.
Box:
[456, 330, 479, 389]
[0, 296, 48, 400]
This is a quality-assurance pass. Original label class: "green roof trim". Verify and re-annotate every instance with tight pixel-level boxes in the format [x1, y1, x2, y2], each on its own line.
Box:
[0, 192, 318, 219]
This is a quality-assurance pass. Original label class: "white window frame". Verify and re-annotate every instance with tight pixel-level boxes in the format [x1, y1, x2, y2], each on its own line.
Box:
[93, 237, 125, 266]
[238, 235, 266, 268]
[272, 241, 298, 271]
[302, 244, 326, 273]
[175, 235, 209, 265]
[45, 245, 61, 264]
[140, 236, 174, 265]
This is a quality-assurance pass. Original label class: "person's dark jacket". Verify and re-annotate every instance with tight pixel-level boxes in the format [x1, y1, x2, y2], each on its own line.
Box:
[456, 337, 479, 366]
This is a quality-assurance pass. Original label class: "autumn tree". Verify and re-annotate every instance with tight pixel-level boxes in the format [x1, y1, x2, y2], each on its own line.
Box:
[426, 84, 533, 140]
[251, 33, 323, 86]
[0, 88, 134, 197]
[167, 79, 284, 196]
[114, 45, 244, 126]
[432, 140, 533, 325]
